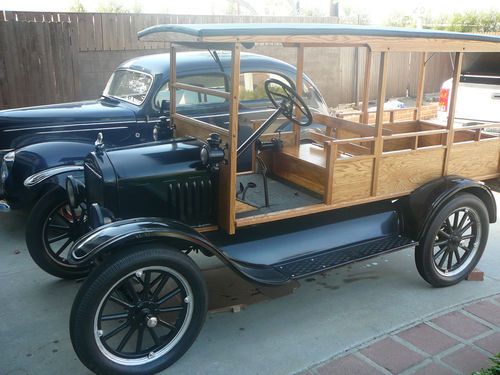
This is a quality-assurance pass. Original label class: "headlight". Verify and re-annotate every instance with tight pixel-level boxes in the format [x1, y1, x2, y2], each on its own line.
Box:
[1, 151, 14, 184]
[0, 161, 8, 184]
[200, 146, 209, 165]
[65, 175, 85, 209]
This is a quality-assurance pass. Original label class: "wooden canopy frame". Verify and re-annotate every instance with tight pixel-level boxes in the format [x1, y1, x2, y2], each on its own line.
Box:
[159, 25, 500, 235]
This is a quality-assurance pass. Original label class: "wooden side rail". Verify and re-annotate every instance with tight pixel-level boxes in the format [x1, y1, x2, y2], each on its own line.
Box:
[303, 130, 371, 156]
[171, 82, 230, 100]
[173, 113, 229, 142]
[313, 113, 392, 137]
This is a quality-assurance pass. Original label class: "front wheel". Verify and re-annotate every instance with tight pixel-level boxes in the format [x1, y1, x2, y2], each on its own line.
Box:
[415, 193, 489, 287]
[26, 187, 90, 279]
[70, 245, 207, 375]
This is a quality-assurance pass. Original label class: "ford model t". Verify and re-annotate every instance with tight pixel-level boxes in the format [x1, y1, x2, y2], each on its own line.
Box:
[34, 25, 500, 374]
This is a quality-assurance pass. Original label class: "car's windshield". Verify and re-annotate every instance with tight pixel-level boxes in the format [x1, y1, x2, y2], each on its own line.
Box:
[103, 69, 153, 105]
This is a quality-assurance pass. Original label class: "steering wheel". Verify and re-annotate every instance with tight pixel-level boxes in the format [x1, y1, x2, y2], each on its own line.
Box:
[264, 78, 313, 127]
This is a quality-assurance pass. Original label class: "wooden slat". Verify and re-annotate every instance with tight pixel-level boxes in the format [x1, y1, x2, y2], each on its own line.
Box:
[172, 82, 230, 100]
[294, 44, 304, 149]
[361, 49, 372, 124]
[217, 43, 240, 235]
[172, 113, 229, 136]
[371, 52, 389, 196]
[415, 52, 427, 121]
[324, 141, 337, 204]
[448, 140, 500, 179]
[169, 45, 176, 117]
[442, 52, 464, 175]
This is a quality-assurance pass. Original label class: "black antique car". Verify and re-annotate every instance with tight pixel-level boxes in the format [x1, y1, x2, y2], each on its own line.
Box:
[27, 24, 500, 375]
[0, 51, 327, 213]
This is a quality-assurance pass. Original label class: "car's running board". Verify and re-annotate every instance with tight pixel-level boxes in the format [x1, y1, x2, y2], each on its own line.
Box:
[274, 235, 416, 279]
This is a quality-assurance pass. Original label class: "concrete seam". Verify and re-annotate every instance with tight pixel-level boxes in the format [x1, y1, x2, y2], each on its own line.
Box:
[390, 334, 430, 357]
[352, 351, 393, 375]
[460, 309, 499, 330]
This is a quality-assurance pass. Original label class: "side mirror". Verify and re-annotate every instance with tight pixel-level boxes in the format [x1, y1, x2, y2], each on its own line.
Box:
[160, 99, 169, 115]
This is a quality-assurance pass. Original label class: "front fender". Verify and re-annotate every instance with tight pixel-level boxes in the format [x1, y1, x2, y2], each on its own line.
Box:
[4, 141, 93, 209]
[401, 176, 497, 241]
[68, 217, 288, 286]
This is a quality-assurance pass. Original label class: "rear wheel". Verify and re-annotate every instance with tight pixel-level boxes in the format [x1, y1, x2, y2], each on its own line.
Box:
[26, 187, 90, 279]
[70, 245, 207, 375]
[415, 193, 489, 287]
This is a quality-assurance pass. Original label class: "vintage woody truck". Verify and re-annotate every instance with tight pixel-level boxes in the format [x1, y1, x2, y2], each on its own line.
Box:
[36, 24, 499, 374]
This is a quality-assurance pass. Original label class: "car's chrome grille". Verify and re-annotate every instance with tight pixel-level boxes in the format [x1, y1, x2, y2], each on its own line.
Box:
[84, 157, 104, 206]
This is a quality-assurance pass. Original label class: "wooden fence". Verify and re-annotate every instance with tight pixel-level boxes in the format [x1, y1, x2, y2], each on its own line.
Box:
[0, 11, 453, 110]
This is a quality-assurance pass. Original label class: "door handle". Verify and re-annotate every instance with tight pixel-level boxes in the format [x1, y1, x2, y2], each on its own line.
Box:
[492, 93, 500, 100]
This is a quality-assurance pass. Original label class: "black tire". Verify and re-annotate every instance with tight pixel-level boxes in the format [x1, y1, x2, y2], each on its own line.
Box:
[26, 187, 90, 279]
[415, 193, 489, 287]
[70, 245, 207, 375]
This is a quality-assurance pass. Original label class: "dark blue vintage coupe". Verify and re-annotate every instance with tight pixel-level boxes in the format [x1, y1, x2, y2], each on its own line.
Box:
[0, 51, 328, 212]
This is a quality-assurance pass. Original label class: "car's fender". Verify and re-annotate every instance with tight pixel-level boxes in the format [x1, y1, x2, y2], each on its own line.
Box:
[400, 176, 497, 241]
[4, 141, 93, 209]
[68, 217, 288, 285]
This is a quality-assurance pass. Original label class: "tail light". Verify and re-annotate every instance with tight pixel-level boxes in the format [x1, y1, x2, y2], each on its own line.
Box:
[438, 88, 450, 112]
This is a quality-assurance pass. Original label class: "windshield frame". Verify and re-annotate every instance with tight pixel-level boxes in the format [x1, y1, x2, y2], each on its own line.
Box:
[103, 68, 154, 106]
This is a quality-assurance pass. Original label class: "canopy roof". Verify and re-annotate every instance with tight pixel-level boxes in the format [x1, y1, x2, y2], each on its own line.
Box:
[138, 23, 500, 52]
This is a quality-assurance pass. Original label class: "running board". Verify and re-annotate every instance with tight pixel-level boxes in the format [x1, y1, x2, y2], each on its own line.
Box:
[274, 235, 415, 279]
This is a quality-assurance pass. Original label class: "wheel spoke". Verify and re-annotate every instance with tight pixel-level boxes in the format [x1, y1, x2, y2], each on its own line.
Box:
[158, 306, 184, 313]
[48, 232, 70, 244]
[452, 213, 459, 230]
[147, 326, 160, 346]
[438, 252, 448, 268]
[101, 312, 129, 321]
[458, 244, 471, 253]
[457, 211, 468, 231]
[438, 230, 451, 239]
[433, 246, 447, 260]
[461, 234, 475, 240]
[158, 319, 177, 332]
[151, 274, 169, 301]
[117, 326, 137, 352]
[453, 248, 461, 264]
[48, 223, 70, 231]
[459, 221, 473, 234]
[135, 325, 145, 353]
[156, 287, 181, 305]
[102, 321, 130, 341]
[124, 279, 140, 303]
[447, 250, 453, 270]
[55, 212, 72, 225]
[109, 294, 134, 309]
[434, 239, 448, 247]
[54, 238, 72, 256]
[142, 271, 151, 297]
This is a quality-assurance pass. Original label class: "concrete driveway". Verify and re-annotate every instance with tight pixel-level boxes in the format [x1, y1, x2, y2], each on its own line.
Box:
[1, 191, 499, 375]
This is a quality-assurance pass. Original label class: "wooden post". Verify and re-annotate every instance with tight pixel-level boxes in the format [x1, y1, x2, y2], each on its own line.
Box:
[169, 44, 177, 119]
[415, 52, 427, 121]
[361, 48, 373, 124]
[294, 44, 305, 149]
[324, 141, 337, 205]
[371, 52, 389, 196]
[442, 52, 463, 176]
[218, 43, 241, 235]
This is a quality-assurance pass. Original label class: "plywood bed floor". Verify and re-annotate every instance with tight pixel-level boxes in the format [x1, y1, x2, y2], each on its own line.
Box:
[236, 173, 322, 219]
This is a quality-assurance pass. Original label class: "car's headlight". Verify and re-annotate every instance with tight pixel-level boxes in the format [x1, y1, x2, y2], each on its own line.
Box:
[1, 151, 15, 184]
[0, 161, 8, 184]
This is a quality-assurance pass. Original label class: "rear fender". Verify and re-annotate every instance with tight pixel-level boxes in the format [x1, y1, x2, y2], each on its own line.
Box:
[68, 217, 288, 286]
[400, 176, 497, 241]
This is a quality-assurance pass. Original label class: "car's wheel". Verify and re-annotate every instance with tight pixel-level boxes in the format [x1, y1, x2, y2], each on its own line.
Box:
[26, 187, 90, 279]
[70, 245, 207, 375]
[415, 193, 489, 287]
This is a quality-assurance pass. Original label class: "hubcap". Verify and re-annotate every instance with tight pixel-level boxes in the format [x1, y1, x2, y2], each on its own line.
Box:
[432, 207, 481, 277]
[93, 266, 193, 366]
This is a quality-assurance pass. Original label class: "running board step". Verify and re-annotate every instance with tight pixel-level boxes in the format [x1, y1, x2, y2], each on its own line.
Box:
[274, 235, 415, 279]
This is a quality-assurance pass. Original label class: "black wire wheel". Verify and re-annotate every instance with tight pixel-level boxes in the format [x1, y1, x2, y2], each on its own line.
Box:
[415, 193, 489, 287]
[70, 245, 207, 375]
[26, 187, 90, 279]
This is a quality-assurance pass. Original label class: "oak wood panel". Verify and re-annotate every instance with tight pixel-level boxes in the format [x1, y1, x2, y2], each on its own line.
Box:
[377, 148, 446, 196]
[447, 140, 500, 179]
[331, 158, 374, 204]
[272, 152, 326, 195]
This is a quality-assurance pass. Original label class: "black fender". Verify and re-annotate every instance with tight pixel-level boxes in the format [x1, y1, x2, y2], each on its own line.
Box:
[68, 217, 288, 286]
[400, 176, 497, 241]
[4, 141, 93, 209]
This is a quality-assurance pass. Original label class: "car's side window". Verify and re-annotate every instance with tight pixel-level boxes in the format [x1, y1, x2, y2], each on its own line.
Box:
[239, 72, 292, 106]
[154, 74, 227, 109]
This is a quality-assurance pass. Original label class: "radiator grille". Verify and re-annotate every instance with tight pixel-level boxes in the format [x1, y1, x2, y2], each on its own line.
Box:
[84, 156, 104, 206]
[165, 176, 216, 225]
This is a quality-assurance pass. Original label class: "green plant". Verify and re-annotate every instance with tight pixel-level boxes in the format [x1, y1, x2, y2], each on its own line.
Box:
[472, 353, 500, 375]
